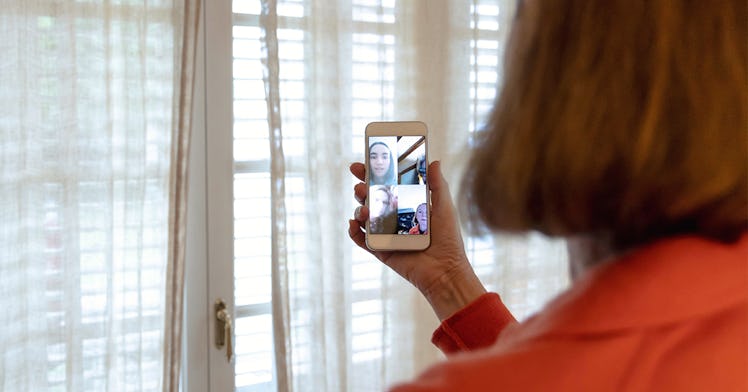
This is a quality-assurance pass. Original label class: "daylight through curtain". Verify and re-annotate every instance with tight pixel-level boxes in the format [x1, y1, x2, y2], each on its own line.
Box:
[0, 1, 200, 390]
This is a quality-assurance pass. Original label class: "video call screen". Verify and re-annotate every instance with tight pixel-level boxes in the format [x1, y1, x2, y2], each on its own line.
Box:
[368, 135, 428, 235]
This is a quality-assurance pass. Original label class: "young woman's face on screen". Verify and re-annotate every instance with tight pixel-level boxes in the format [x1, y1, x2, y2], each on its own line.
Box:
[416, 204, 428, 230]
[369, 144, 390, 180]
[370, 189, 391, 218]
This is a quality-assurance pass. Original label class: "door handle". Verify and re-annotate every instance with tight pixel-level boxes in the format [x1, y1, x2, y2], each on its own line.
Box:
[215, 298, 233, 362]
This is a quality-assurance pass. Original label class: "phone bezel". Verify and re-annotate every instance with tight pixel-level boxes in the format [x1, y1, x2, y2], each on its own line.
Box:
[365, 121, 431, 251]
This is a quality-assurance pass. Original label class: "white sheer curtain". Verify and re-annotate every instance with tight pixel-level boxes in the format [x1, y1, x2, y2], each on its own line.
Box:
[250, 0, 569, 390]
[0, 1, 199, 391]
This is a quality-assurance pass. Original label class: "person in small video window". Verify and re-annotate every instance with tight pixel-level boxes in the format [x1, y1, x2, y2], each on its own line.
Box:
[408, 203, 428, 235]
[369, 185, 398, 234]
[416, 154, 427, 185]
[369, 141, 397, 185]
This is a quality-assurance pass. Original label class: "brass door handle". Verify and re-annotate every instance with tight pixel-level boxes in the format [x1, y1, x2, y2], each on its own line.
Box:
[215, 299, 233, 362]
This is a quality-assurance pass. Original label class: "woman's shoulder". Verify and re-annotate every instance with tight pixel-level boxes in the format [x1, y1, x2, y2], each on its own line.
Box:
[390, 333, 633, 391]
[392, 302, 748, 391]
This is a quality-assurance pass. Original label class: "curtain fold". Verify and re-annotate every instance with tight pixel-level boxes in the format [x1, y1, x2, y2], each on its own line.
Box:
[0, 1, 200, 390]
[162, 1, 202, 391]
[260, 0, 293, 391]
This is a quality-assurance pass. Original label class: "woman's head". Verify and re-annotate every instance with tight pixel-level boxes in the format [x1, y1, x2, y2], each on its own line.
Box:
[462, 0, 747, 251]
[370, 185, 395, 218]
[369, 142, 396, 184]
[413, 203, 428, 231]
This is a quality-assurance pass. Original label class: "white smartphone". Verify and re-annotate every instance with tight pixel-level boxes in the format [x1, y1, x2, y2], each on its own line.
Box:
[365, 121, 430, 251]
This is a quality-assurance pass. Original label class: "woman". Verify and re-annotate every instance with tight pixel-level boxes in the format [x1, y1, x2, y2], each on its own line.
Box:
[408, 203, 428, 235]
[368, 185, 398, 234]
[369, 141, 396, 185]
[349, 0, 747, 390]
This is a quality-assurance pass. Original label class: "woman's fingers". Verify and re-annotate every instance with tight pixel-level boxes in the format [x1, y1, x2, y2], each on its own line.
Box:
[351, 163, 367, 205]
[348, 219, 368, 250]
[354, 205, 369, 222]
[349, 162, 369, 252]
[354, 182, 367, 205]
[350, 162, 365, 182]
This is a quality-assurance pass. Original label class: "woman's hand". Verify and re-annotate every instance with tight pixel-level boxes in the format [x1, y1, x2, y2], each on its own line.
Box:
[348, 161, 487, 321]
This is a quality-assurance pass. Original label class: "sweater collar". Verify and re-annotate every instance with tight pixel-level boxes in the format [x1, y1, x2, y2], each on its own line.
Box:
[522, 234, 748, 336]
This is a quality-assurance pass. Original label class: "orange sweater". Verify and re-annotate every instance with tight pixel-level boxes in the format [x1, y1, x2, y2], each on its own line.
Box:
[392, 235, 748, 391]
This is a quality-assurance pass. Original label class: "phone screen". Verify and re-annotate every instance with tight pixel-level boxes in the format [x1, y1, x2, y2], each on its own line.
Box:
[367, 135, 428, 235]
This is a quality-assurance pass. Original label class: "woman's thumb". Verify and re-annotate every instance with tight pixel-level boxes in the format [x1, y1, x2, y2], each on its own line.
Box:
[428, 161, 452, 211]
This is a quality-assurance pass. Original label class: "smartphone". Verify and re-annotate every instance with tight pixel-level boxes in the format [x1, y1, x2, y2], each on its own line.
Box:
[365, 121, 430, 251]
